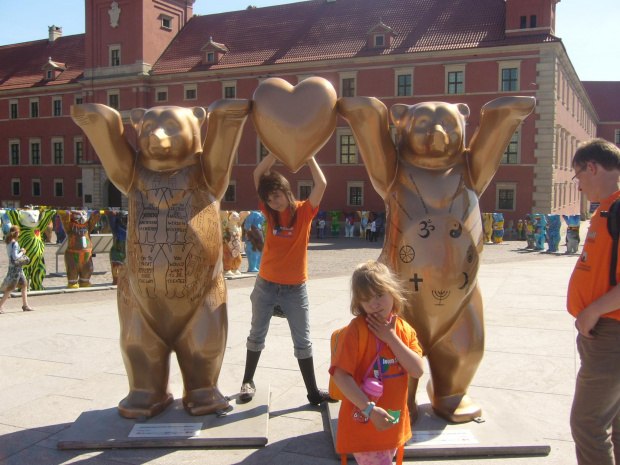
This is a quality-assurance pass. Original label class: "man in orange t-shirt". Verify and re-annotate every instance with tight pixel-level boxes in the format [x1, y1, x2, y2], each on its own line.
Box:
[567, 139, 620, 465]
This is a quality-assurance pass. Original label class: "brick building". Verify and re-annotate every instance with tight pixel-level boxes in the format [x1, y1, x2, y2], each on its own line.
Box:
[0, 0, 613, 222]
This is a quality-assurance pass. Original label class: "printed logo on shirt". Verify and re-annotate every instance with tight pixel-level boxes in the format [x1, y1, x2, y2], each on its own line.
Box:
[273, 225, 294, 238]
[587, 231, 597, 239]
[373, 356, 405, 380]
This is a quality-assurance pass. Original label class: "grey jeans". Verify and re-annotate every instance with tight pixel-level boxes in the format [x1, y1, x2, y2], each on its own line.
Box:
[246, 276, 313, 359]
[571, 318, 620, 465]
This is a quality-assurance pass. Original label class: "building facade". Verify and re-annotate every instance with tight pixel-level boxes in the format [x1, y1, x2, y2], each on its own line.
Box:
[0, 0, 612, 222]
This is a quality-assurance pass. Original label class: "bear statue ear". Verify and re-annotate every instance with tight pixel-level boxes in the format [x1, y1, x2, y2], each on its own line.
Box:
[130, 109, 147, 130]
[456, 103, 470, 120]
[390, 104, 409, 127]
[191, 107, 207, 126]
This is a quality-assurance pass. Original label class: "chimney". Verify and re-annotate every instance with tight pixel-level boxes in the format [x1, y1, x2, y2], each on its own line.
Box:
[49, 25, 62, 43]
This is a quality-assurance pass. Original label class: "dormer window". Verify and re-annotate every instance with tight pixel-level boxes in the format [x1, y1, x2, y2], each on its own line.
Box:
[366, 20, 394, 50]
[200, 37, 228, 65]
[42, 57, 66, 81]
[161, 15, 172, 30]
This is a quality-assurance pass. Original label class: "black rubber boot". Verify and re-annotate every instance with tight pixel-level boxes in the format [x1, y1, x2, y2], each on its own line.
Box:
[298, 356, 336, 405]
[242, 349, 262, 385]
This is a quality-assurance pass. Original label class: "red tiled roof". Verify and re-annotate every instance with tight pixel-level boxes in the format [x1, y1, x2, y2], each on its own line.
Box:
[152, 0, 560, 74]
[0, 34, 85, 90]
[582, 81, 620, 122]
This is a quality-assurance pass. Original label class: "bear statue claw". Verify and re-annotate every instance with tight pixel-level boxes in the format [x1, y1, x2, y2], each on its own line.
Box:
[118, 390, 174, 419]
[183, 387, 230, 416]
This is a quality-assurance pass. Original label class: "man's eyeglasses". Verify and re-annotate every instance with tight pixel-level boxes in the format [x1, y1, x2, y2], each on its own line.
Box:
[572, 167, 585, 185]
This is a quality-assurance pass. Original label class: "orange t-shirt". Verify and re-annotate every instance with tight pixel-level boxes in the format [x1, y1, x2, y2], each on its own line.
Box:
[258, 199, 318, 285]
[329, 315, 423, 454]
[567, 191, 620, 320]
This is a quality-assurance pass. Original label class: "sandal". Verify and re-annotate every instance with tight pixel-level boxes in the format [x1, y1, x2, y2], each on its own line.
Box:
[0, 308, 4, 314]
[22, 305, 34, 312]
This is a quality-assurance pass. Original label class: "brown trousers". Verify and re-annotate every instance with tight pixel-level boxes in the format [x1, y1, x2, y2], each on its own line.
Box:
[571, 318, 620, 465]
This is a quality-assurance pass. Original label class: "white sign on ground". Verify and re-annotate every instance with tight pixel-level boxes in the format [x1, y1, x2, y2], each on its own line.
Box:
[129, 423, 202, 438]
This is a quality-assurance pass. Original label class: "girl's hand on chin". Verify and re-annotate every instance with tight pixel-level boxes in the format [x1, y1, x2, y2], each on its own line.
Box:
[366, 311, 396, 343]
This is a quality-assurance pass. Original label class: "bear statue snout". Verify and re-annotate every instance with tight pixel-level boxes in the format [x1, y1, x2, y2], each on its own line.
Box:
[149, 128, 172, 150]
[428, 125, 448, 152]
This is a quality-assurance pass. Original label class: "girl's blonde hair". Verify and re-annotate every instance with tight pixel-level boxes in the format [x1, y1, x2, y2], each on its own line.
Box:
[4, 225, 20, 244]
[350, 260, 410, 316]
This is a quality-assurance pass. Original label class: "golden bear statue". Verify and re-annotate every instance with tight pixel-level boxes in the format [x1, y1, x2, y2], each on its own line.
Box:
[71, 101, 250, 419]
[339, 96, 535, 423]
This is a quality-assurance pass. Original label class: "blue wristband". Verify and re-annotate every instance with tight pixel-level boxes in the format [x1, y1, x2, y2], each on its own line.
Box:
[361, 401, 375, 418]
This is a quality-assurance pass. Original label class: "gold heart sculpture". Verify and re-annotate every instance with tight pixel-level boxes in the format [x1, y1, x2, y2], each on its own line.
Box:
[252, 77, 337, 173]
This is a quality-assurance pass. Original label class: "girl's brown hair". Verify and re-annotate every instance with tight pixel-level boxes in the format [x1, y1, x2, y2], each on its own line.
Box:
[257, 170, 298, 231]
[350, 260, 411, 316]
[5, 225, 20, 244]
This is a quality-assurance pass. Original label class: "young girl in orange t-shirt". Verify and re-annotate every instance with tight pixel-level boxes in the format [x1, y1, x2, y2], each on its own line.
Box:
[331, 261, 424, 465]
[239, 153, 334, 405]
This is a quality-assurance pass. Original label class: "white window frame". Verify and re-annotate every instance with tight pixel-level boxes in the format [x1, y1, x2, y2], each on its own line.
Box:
[109, 44, 121, 67]
[74, 94, 84, 105]
[9, 99, 18, 119]
[29, 98, 39, 118]
[54, 178, 64, 197]
[8, 139, 20, 165]
[347, 181, 365, 207]
[184, 84, 197, 101]
[51, 138, 64, 165]
[337, 127, 357, 165]
[298, 180, 313, 201]
[615, 129, 620, 145]
[257, 138, 270, 163]
[206, 51, 215, 63]
[498, 60, 521, 92]
[223, 179, 236, 202]
[11, 178, 20, 196]
[32, 178, 41, 197]
[339, 71, 357, 97]
[155, 87, 168, 103]
[52, 96, 62, 117]
[107, 90, 120, 109]
[74, 136, 83, 164]
[222, 80, 237, 99]
[444, 64, 465, 95]
[496, 182, 517, 211]
[374, 35, 385, 47]
[394, 68, 414, 97]
[29, 138, 41, 165]
[161, 15, 173, 30]
[501, 131, 521, 164]
[76, 180, 83, 199]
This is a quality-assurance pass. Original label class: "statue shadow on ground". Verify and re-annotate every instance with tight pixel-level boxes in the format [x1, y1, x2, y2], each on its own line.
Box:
[0, 410, 338, 464]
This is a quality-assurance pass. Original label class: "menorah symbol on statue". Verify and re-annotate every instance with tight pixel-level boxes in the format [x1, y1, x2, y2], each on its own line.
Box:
[432, 290, 450, 306]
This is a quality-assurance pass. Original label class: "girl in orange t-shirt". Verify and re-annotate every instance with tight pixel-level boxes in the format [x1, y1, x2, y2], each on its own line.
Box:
[330, 261, 424, 464]
[239, 153, 333, 405]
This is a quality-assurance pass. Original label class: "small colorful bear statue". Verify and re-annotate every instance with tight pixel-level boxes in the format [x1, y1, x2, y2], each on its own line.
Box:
[516, 219, 524, 240]
[317, 211, 327, 239]
[533, 214, 547, 250]
[244, 210, 265, 272]
[525, 215, 536, 249]
[329, 210, 341, 237]
[546, 215, 562, 252]
[563, 214, 581, 254]
[344, 212, 355, 238]
[7, 208, 56, 290]
[0, 211, 10, 240]
[492, 213, 504, 243]
[482, 213, 493, 243]
[223, 211, 243, 276]
[106, 210, 128, 285]
[357, 211, 369, 238]
[58, 210, 101, 288]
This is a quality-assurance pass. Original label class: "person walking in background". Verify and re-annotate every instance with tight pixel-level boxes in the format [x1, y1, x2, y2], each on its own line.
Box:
[567, 139, 620, 465]
[0, 225, 33, 313]
[239, 153, 334, 405]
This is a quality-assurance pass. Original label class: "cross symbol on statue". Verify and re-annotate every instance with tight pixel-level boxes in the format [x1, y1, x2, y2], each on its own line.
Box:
[409, 274, 423, 291]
